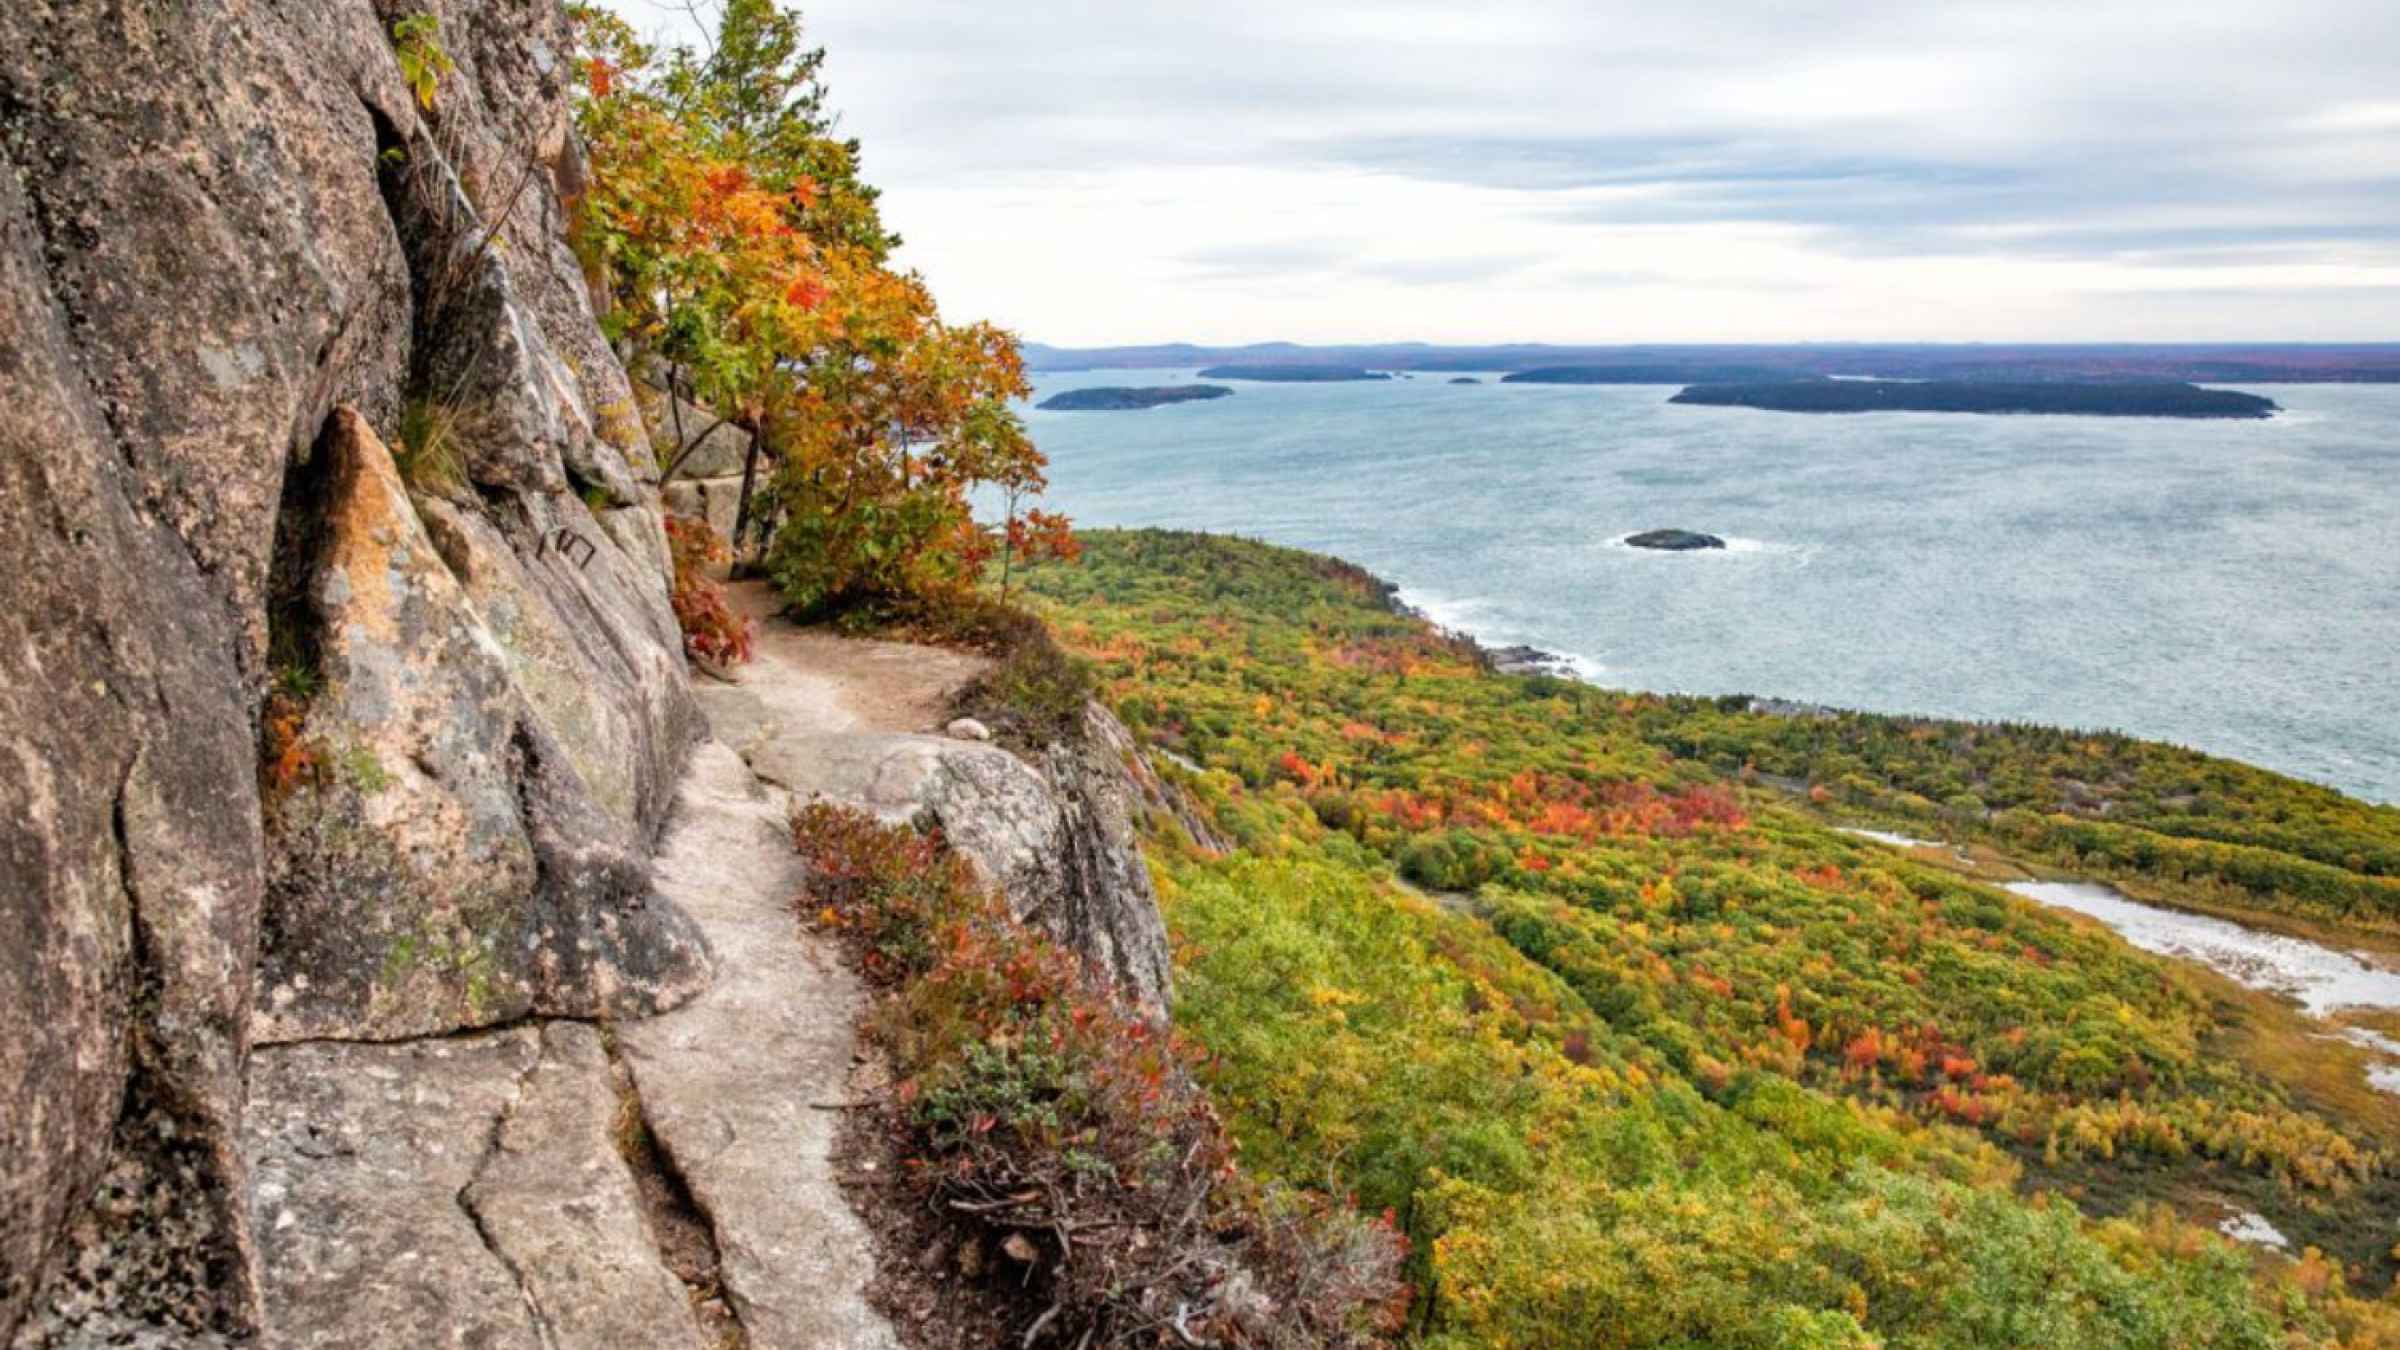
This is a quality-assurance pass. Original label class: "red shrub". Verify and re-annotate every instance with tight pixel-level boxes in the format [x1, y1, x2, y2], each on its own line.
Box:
[664, 514, 754, 665]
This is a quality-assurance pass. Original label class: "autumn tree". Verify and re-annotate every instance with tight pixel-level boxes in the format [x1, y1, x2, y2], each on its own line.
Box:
[571, 0, 1064, 617]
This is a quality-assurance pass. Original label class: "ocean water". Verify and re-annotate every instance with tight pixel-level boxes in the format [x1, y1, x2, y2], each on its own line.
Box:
[1019, 371, 2400, 805]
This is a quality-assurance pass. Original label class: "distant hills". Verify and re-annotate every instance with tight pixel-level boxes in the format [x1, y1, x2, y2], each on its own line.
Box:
[1502, 364, 1797, 384]
[1024, 341, 2400, 383]
[1195, 364, 1390, 382]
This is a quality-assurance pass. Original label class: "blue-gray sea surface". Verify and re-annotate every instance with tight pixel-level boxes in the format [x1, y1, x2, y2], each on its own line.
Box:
[1019, 371, 2400, 805]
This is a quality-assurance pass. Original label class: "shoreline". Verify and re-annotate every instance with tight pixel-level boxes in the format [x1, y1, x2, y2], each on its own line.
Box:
[1377, 574, 2394, 810]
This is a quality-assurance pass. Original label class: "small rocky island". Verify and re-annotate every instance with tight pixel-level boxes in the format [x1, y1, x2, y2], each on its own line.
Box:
[1625, 529, 1728, 551]
[1195, 364, 1391, 382]
[1668, 379, 2279, 418]
[1449, 376, 1481, 384]
[1037, 384, 1235, 411]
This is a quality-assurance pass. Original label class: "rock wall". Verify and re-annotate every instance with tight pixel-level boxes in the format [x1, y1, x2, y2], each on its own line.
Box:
[0, 0, 706, 1339]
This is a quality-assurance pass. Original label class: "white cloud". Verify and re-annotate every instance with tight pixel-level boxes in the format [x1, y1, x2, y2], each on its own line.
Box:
[599, 0, 2400, 342]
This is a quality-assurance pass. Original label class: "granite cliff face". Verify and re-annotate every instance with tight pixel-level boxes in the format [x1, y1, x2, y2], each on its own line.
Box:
[0, 0, 700, 1338]
[0, 3, 1174, 1343]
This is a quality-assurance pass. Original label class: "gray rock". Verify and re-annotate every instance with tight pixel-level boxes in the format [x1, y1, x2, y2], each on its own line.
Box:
[692, 684, 785, 761]
[1747, 697, 1842, 721]
[404, 0, 655, 497]
[749, 706, 1174, 1010]
[1624, 528, 1727, 551]
[245, 1021, 709, 1350]
[1486, 643, 1578, 678]
[245, 1030, 547, 1350]
[645, 386, 756, 479]
[662, 474, 749, 548]
[0, 0, 707, 1332]
[256, 412, 712, 1043]
[462, 1024, 709, 1350]
[618, 741, 901, 1350]
[945, 716, 993, 741]
[751, 732, 964, 827]
[412, 491, 696, 842]
[1033, 707, 1178, 1009]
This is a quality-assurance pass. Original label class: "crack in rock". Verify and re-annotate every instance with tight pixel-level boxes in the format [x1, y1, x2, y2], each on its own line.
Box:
[457, 1048, 557, 1350]
[455, 1020, 712, 1350]
[602, 1032, 749, 1349]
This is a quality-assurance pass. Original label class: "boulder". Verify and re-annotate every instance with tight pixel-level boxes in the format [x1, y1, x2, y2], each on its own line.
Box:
[1486, 644, 1577, 677]
[663, 474, 748, 547]
[643, 385, 756, 478]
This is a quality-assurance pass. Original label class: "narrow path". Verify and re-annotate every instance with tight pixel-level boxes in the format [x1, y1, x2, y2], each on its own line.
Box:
[611, 582, 987, 1347]
[245, 589, 989, 1348]
[724, 579, 987, 739]
[616, 739, 895, 1350]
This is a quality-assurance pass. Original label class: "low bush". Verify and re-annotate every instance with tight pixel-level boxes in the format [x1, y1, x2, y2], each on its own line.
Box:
[792, 802, 1407, 1347]
[866, 591, 1097, 753]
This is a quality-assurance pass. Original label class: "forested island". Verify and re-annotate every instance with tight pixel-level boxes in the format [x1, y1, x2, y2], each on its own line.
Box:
[1195, 363, 1391, 382]
[1670, 379, 2280, 418]
[1036, 384, 1234, 411]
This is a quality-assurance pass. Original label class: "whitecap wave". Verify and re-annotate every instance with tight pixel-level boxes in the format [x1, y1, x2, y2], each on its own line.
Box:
[1396, 587, 1492, 629]
[1546, 650, 1610, 682]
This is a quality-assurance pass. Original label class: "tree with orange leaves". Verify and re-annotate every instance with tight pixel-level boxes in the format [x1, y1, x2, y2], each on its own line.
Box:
[571, 1, 1068, 618]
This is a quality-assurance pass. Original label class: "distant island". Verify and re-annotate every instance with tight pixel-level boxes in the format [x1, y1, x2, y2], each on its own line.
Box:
[1502, 364, 1798, 385]
[1668, 379, 2279, 419]
[1625, 529, 1727, 551]
[1036, 384, 1234, 411]
[1448, 377, 1481, 384]
[1195, 364, 1391, 382]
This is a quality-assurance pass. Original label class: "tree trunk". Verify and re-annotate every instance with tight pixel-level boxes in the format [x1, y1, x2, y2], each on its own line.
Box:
[731, 412, 767, 567]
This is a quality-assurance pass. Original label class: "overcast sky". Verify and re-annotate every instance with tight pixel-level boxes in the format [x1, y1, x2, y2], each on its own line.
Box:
[600, 0, 2400, 345]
